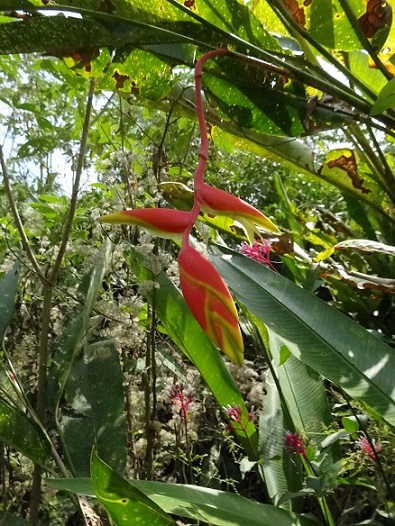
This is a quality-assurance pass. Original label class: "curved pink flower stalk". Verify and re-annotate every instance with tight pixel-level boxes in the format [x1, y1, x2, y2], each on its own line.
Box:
[99, 208, 193, 238]
[193, 49, 279, 243]
[178, 232, 244, 366]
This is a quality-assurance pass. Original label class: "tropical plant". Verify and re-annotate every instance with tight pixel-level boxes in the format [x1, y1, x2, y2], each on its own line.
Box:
[1, 1, 395, 525]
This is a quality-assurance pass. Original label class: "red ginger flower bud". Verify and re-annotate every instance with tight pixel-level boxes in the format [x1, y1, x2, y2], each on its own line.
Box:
[178, 242, 244, 366]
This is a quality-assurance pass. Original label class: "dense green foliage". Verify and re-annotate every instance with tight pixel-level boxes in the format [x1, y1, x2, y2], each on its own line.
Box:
[1, 1, 395, 525]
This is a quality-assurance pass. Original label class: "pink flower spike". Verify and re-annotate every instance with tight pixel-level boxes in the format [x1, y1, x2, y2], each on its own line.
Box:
[239, 240, 277, 271]
[284, 431, 307, 457]
[170, 384, 194, 420]
[99, 208, 193, 239]
[224, 404, 243, 424]
[357, 437, 382, 459]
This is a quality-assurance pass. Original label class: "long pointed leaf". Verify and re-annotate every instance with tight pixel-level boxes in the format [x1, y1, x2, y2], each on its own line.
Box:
[210, 245, 395, 428]
[265, 331, 341, 493]
[46, 475, 322, 526]
[259, 367, 303, 509]
[91, 453, 176, 526]
[61, 340, 126, 477]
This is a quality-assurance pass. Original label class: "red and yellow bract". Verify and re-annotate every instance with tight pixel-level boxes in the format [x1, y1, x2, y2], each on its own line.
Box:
[99, 208, 192, 238]
[196, 182, 280, 243]
[178, 241, 244, 366]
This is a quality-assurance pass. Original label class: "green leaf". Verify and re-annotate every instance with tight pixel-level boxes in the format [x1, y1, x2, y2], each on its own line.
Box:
[91, 453, 176, 526]
[0, 261, 20, 345]
[267, 333, 341, 492]
[189, 0, 281, 51]
[212, 127, 315, 176]
[341, 416, 359, 433]
[370, 78, 395, 116]
[210, 245, 395, 429]
[203, 69, 306, 137]
[48, 239, 111, 409]
[319, 149, 383, 204]
[259, 368, 303, 509]
[0, 2, 224, 56]
[0, 398, 51, 468]
[130, 251, 258, 458]
[309, 0, 363, 50]
[349, 51, 387, 96]
[279, 344, 292, 365]
[335, 239, 395, 256]
[60, 340, 126, 477]
[47, 475, 322, 526]
[98, 48, 175, 100]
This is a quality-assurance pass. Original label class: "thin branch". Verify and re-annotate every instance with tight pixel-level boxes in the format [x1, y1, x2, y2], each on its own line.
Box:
[48, 79, 95, 284]
[0, 145, 44, 281]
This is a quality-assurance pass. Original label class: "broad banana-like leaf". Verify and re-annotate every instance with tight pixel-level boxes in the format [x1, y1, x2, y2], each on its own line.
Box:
[46, 473, 322, 526]
[210, 245, 395, 429]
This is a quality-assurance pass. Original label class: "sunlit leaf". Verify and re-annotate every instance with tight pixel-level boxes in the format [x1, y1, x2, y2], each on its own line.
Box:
[370, 77, 395, 115]
[335, 238, 395, 256]
[47, 475, 321, 526]
[91, 453, 176, 526]
[211, 245, 395, 428]
[319, 149, 383, 203]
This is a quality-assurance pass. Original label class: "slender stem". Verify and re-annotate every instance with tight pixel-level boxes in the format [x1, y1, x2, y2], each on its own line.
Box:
[48, 79, 95, 285]
[193, 48, 229, 189]
[301, 456, 335, 526]
[29, 283, 53, 525]
[28, 80, 95, 524]
[183, 414, 194, 484]
[0, 145, 44, 281]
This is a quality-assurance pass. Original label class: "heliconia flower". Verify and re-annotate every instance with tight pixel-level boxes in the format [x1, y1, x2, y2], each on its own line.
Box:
[196, 182, 280, 243]
[99, 208, 193, 238]
[178, 242, 244, 366]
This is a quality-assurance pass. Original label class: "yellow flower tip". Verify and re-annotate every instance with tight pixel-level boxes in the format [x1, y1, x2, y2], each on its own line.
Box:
[197, 183, 280, 237]
[98, 211, 130, 224]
